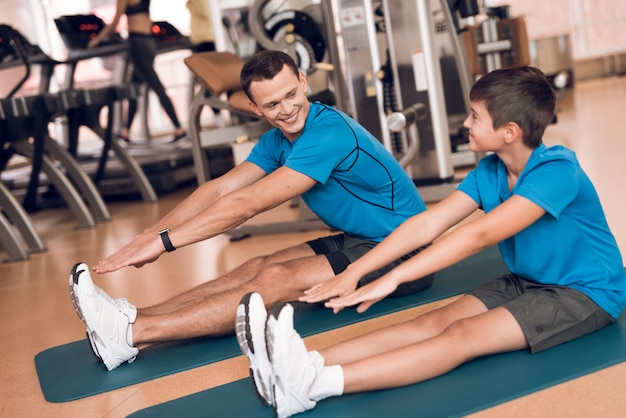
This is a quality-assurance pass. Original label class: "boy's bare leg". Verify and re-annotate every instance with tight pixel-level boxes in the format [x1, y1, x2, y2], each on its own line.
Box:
[132, 251, 334, 344]
[139, 243, 316, 315]
[320, 294, 489, 365]
[339, 302, 527, 393]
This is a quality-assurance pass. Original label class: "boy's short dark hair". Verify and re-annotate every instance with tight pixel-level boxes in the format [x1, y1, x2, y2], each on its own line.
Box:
[240, 50, 300, 103]
[470, 66, 556, 148]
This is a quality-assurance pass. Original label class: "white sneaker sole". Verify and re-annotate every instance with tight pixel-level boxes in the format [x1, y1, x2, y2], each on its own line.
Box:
[69, 263, 102, 361]
[69, 262, 90, 323]
[68, 262, 137, 371]
[236, 292, 274, 406]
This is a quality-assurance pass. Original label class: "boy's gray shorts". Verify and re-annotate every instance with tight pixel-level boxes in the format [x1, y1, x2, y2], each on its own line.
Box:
[468, 273, 615, 353]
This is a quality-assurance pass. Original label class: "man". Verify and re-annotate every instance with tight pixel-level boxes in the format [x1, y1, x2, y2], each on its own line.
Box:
[69, 50, 433, 371]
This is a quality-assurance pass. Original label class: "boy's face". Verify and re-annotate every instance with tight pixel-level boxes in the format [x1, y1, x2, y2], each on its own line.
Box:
[463, 100, 505, 153]
[248, 65, 310, 141]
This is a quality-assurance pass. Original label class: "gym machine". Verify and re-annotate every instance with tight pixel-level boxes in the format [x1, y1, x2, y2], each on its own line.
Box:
[190, 0, 482, 239]
[54, 14, 193, 137]
[460, 5, 530, 77]
[51, 14, 199, 198]
[0, 25, 111, 261]
[242, 0, 480, 201]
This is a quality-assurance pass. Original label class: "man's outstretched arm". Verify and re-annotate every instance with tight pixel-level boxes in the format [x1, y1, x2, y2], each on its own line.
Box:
[93, 164, 316, 273]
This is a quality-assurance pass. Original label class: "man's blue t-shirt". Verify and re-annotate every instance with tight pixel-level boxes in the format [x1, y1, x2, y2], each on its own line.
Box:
[458, 144, 626, 318]
[246, 102, 426, 242]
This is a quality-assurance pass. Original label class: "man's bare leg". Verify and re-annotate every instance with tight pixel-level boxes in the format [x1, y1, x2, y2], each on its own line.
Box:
[139, 243, 316, 316]
[132, 251, 335, 345]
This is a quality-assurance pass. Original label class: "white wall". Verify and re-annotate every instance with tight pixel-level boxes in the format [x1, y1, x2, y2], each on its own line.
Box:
[489, 0, 626, 59]
[5, 0, 626, 61]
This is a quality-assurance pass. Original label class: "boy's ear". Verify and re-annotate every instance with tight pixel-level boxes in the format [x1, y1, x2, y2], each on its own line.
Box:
[504, 121, 522, 143]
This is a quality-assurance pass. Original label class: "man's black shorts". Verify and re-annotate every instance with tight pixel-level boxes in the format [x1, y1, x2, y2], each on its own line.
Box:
[307, 233, 433, 297]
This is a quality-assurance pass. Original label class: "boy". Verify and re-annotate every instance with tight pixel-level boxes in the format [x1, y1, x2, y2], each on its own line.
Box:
[236, 66, 626, 417]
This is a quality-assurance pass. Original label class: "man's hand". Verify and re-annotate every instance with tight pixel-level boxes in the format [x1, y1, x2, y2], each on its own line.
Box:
[93, 232, 164, 273]
[324, 276, 399, 314]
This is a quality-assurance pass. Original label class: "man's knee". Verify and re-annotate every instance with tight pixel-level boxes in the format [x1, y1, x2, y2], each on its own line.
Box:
[241, 254, 271, 271]
[243, 263, 303, 306]
[248, 263, 292, 289]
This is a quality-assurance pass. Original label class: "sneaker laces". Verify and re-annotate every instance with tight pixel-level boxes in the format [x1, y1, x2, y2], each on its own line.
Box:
[114, 297, 137, 323]
[93, 284, 117, 307]
[93, 285, 136, 323]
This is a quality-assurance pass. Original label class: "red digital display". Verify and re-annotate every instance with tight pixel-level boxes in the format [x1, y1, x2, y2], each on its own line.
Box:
[78, 23, 100, 32]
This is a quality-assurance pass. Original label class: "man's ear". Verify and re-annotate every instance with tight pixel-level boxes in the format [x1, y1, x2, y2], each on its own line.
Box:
[249, 100, 263, 117]
[299, 71, 308, 93]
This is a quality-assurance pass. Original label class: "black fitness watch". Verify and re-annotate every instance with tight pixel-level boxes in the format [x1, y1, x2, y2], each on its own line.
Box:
[158, 228, 176, 252]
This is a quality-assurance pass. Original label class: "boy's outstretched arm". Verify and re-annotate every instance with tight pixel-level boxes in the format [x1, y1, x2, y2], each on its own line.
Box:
[325, 194, 546, 313]
[301, 190, 478, 304]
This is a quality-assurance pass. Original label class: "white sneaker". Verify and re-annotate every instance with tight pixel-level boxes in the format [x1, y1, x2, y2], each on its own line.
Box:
[266, 302, 321, 418]
[82, 296, 136, 362]
[236, 292, 274, 406]
[69, 262, 139, 371]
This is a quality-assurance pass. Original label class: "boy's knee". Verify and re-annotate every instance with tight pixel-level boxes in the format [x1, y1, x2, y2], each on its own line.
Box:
[410, 309, 451, 334]
[443, 318, 467, 335]
[441, 318, 480, 349]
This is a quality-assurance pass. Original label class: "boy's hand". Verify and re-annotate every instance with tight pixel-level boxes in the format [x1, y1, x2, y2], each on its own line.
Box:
[299, 272, 360, 304]
[324, 276, 398, 314]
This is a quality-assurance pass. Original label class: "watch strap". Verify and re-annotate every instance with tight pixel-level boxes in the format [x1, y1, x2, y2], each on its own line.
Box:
[158, 228, 176, 252]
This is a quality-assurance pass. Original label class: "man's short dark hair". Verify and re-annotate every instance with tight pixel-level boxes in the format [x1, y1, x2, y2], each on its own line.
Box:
[240, 50, 300, 103]
[470, 66, 556, 148]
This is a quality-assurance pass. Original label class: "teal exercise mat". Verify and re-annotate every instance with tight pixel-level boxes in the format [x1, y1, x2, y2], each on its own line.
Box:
[129, 311, 626, 418]
[35, 246, 507, 402]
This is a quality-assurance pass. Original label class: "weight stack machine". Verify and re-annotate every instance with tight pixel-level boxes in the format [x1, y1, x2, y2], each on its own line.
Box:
[321, 0, 479, 201]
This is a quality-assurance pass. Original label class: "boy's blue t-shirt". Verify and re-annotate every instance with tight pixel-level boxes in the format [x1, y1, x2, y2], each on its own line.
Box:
[246, 102, 426, 242]
[458, 144, 626, 318]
